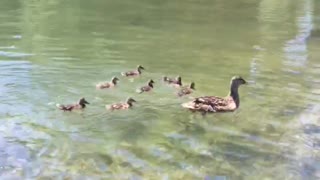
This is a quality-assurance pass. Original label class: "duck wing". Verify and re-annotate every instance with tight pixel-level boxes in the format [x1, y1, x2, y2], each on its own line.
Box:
[178, 88, 192, 97]
[138, 86, 152, 93]
[96, 82, 111, 89]
[108, 103, 128, 110]
[182, 96, 232, 112]
[194, 96, 227, 106]
[122, 70, 137, 76]
[57, 104, 74, 111]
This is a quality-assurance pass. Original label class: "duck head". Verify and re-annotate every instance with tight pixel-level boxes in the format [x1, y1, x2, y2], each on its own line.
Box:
[111, 76, 120, 84]
[190, 82, 195, 90]
[230, 76, 247, 87]
[78, 97, 90, 105]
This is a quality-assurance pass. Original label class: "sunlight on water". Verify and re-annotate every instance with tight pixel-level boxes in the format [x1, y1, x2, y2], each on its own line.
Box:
[0, 0, 320, 179]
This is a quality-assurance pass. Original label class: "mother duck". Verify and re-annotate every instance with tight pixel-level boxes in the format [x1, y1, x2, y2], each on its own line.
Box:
[181, 76, 246, 113]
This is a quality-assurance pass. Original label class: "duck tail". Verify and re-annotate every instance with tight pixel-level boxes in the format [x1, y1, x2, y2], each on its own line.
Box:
[56, 104, 64, 110]
[105, 104, 111, 110]
[136, 88, 143, 94]
[121, 72, 127, 76]
[181, 101, 196, 109]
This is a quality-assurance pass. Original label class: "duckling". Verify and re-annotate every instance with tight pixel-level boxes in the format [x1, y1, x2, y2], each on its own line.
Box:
[96, 76, 119, 89]
[178, 82, 195, 97]
[56, 97, 90, 111]
[121, 65, 145, 77]
[163, 75, 182, 87]
[137, 79, 155, 93]
[181, 76, 246, 113]
[106, 97, 137, 110]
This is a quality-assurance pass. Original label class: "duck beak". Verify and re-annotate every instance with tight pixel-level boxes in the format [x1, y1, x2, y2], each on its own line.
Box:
[84, 100, 90, 104]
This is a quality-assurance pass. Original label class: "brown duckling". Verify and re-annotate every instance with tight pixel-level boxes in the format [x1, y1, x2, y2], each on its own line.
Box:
[56, 97, 90, 111]
[182, 76, 246, 113]
[163, 75, 182, 87]
[137, 79, 155, 93]
[121, 65, 145, 77]
[106, 97, 137, 111]
[178, 82, 195, 97]
[96, 76, 119, 89]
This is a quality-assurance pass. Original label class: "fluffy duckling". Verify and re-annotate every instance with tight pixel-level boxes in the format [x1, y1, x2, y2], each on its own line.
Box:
[56, 97, 90, 111]
[121, 65, 145, 77]
[163, 75, 182, 87]
[137, 79, 155, 93]
[96, 76, 119, 89]
[182, 76, 246, 113]
[106, 97, 137, 110]
[178, 82, 195, 97]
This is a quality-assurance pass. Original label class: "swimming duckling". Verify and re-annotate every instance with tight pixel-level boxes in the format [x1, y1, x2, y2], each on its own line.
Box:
[56, 97, 90, 111]
[121, 65, 145, 77]
[163, 75, 182, 87]
[178, 82, 195, 97]
[106, 97, 137, 110]
[182, 76, 246, 113]
[137, 79, 155, 93]
[96, 76, 119, 89]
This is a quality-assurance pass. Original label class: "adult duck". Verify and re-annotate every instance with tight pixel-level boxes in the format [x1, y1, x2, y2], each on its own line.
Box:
[121, 65, 145, 77]
[106, 97, 137, 111]
[178, 82, 195, 97]
[181, 76, 246, 113]
[96, 76, 119, 89]
[56, 97, 90, 111]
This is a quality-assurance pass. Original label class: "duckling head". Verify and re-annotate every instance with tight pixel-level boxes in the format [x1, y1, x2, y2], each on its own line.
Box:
[126, 97, 137, 104]
[176, 76, 182, 85]
[78, 97, 90, 105]
[149, 79, 155, 84]
[190, 82, 195, 90]
[137, 65, 145, 70]
[111, 76, 120, 84]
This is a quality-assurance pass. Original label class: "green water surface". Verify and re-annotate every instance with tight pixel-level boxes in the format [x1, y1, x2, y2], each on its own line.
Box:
[0, 0, 320, 179]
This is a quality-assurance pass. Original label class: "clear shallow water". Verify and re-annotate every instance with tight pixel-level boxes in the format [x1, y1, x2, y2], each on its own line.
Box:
[0, 0, 320, 179]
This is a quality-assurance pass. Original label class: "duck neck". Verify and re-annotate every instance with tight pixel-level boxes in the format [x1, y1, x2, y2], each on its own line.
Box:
[137, 68, 142, 74]
[148, 82, 153, 88]
[228, 83, 240, 107]
[79, 103, 86, 108]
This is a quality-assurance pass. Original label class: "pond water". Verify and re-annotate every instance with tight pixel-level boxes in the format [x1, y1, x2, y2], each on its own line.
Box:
[0, 0, 320, 179]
